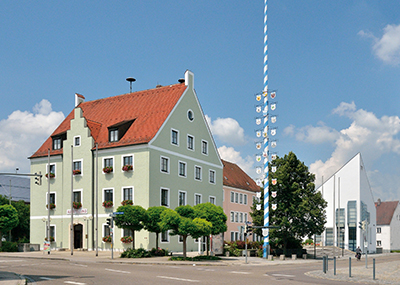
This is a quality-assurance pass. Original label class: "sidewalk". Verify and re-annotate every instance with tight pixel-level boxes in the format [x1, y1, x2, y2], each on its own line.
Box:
[0, 250, 399, 284]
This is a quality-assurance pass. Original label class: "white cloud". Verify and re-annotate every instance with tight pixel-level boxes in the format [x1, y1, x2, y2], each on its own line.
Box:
[306, 103, 400, 198]
[288, 122, 340, 145]
[205, 115, 247, 146]
[0, 100, 65, 173]
[359, 24, 400, 65]
[218, 145, 254, 176]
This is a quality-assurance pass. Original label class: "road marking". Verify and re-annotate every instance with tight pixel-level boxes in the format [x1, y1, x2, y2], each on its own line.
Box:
[40, 277, 53, 280]
[229, 271, 250, 274]
[105, 268, 130, 274]
[272, 273, 296, 278]
[71, 263, 88, 267]
[64, 281, 87, 285]
[157, 276, 200, 282]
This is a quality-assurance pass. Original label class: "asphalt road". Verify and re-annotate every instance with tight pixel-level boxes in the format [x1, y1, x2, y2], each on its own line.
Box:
[0, 257, 368, 285]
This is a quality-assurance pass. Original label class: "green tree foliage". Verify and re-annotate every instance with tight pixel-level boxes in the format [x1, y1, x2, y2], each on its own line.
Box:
[0, 204, 19, 248]
[0, 195, 30, 242]
[269, 152, 327, 254]
[114, 205, 147, 249]
[160, 206, 211, 257]
[143, 206, 167, 249]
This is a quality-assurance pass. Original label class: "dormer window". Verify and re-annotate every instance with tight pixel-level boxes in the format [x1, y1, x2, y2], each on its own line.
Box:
[52, 133, 66, 150]
[109, 128, 119, 142]
[108, 120, 135, 143]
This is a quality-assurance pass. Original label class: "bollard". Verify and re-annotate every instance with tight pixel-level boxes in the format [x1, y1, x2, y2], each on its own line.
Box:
[326, 255, 328, 271]
[373, 258, 375, 280]
[349, 257, 351, 277]
[323, 256, 326, 274]
[334, 256, 336, 275]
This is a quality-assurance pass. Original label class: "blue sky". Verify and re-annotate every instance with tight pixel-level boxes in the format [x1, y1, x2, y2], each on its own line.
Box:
[1, 1, 400, 201]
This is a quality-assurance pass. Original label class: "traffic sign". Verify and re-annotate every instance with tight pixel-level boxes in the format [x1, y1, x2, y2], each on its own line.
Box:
[113, 212, 124, 215]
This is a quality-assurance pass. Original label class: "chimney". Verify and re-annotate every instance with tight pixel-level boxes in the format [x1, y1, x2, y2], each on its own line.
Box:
[377, 198, 381, 206]
[75, 93, 85, 107]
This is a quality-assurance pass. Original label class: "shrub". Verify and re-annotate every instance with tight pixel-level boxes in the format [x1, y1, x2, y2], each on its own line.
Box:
[102, 201, 114, 208]
[73, 169, 81, 175]
[73, 201, 82, 209]
[121, 236, 133, 243]
[169, 256, 221, 261]
[102, 235, 112, 243]
[103, 166, 113, 173]
[122, 165, 133, 172]
[150, 247, 169, 256]
[121, 248, 151, 258]
[0, 241, 18, 252]
[46, 203, 56, 210]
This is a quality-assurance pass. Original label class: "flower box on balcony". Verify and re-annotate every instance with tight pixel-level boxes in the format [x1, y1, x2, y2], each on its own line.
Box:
[103, 166, 113, 174]
[121, 199, 133, 206]
[121, 236, 133, 244]
[46, 203, 56, 210]
[73, 169, 81, 175]
[122, 165, 133, 172]
[102, 235, 112, 243]
[73, 201, 82, 209]
[102, 200, 113, 208]
[45, 173, 55, 179]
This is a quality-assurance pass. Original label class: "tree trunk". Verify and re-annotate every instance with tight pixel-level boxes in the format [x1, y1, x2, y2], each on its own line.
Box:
[156, 232, 159, 249]
[183, 235, 187, 258]
[206, 236, 209, 256]
[0, 230, 2, 248]
[132, 231, 135, 250]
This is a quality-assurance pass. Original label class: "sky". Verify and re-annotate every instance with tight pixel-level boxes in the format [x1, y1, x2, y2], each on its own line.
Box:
[1, 1, 400, 202]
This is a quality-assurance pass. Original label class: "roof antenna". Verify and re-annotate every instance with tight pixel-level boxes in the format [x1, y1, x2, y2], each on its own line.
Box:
[126, 77, 136, 93]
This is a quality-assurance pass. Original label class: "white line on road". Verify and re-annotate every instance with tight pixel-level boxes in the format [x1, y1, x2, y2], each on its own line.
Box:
[157, 276, 200, 282]
[71, 263, 88, 267]
[105, 268, 130, 274]
[229, 271, 250, 274]
[64, 281, 87, 285]
[40, 277, 53, 280]
[272, 273, 296, 278]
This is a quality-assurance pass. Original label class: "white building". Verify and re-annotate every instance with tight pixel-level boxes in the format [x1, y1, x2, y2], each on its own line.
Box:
[316, 153, 376, 254]
[375, 199, 400, 253]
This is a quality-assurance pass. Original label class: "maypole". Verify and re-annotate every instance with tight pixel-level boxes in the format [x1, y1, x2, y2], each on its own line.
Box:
[263, 0, 269, 259]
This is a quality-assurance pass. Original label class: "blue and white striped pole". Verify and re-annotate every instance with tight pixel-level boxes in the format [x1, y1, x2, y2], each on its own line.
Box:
[263, 0, 269, 259]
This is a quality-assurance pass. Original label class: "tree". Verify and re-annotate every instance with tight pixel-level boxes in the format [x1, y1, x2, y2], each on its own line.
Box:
[193, 203, 227, 255]
[114, 205, 147, 249]
[143, 206, 167, 249]
[0, 195, 30, 242]
[0, 204, 19, 248]
[160, 206, 211, 257]
[269, 152, 327, 254]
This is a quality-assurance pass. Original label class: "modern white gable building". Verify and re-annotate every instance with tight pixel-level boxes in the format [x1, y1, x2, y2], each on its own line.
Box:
[316, 153, 376, 254]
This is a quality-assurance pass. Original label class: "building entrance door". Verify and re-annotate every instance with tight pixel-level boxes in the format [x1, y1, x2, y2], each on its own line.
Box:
[74, 224, 83, 249]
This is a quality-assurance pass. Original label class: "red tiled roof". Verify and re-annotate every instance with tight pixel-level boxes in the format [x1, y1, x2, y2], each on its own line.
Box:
[375, 200, 399, 225]
[222, 159, 259, 192]
[31, 83, 187, 158]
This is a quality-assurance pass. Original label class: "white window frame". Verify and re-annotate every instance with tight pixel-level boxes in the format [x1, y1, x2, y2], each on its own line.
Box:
[102, 156, 114, 173]
[178, 161, 187, 178]
[102, 223, 111, 240]
[194, 165, 202, 181]
[74, 135, 81, 147]
[235, 193, 238, 203]
[209, 196, 216, 205]
[73, 189, 83, 203]
[161, 230, 170, 243]
[187, 109, 194, 122]
[239, 193, 243, 204]
[73, 159, 83, 176]
[178, 190, 187, 206]
[195, 193, 202, 205]
[46, 163, 56, 179]
[160, 156, 170, 174]
[187, 134, 195, 151]
[45, 192, 57, 209]
[171, 128, 179, 146]
[161, 188, 170, 207]
[230, 211, 234, 222]
[122, 154, 134, 171]
[121, 186, 134, 204]
[46, 224, 56, 242]
[102, 188, 114, 203]
[230, 191, 234, 203]
[201, 140, 208, 155]
[209, 169, 216, 184]
[244, 194, 248, 205]
[235, 212, 239, 223]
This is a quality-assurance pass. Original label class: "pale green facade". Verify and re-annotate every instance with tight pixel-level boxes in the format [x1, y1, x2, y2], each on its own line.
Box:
[30, 71, 223, 252]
